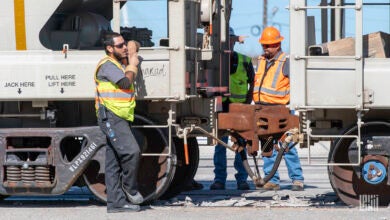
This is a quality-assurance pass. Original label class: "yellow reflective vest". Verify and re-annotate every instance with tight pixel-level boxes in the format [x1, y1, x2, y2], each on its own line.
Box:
[94, 56, 136, 121]
[224, 53, 252, 103]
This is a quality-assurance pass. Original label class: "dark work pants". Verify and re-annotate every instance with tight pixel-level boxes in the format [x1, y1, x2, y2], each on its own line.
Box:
[98, 109, 140, 209]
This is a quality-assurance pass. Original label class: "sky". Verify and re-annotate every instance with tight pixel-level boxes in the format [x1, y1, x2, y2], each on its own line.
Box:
[230, 0, 291, 57]
[121, 0, 390, 58]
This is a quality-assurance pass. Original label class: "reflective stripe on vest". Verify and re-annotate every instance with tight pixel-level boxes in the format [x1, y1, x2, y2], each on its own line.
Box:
[94, 56, 136, 121]
[223, 53, 251, 103]
[253, 52, 289, 104]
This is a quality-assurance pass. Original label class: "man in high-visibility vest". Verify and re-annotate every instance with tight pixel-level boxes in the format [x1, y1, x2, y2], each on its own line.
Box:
[254, 26, 304, 191]
[210, 27, 255, 190]
[95, 32, 143, 213]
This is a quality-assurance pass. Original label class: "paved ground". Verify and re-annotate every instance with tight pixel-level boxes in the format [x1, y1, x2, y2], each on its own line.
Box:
[174, 143, 338, 208]
[1, 142, 390, 219]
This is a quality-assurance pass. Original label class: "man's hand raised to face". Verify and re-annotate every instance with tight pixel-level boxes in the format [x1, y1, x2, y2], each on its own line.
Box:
[127, 41, 140, 66]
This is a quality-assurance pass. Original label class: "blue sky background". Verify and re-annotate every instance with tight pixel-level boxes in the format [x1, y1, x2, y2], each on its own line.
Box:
[121, 0, 390, 58]
[230, 0, 290, 57]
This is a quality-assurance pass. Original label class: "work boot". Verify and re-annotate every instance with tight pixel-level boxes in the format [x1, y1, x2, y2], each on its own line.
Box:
[107, 204, 141, 213]
[237, 182, 250, 190]
[210, 181, 225, 190]
[291, 180, 304, 191]
[124, 191, 144, 205]
[183, 179, 204, 191]
[261, 182, 280, 191]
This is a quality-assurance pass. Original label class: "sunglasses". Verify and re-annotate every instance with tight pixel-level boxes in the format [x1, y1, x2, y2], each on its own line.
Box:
[112, 42, 126, 49]
[262, 43, 279, 49]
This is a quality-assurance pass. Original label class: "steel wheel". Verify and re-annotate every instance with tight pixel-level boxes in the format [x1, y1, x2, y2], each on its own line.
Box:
[160, 137, 199, 199]
[328, 121, 390, 206]
[83, 115, 176, 203]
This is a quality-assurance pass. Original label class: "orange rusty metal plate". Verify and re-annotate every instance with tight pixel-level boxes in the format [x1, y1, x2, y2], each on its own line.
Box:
[218, 103, 299, 154]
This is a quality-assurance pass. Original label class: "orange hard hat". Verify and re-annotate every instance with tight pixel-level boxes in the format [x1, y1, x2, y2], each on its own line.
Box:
[259, 26, 284, 45]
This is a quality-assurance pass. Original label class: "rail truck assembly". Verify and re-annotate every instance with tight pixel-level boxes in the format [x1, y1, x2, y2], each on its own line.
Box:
[288, 0, 390, 206]
[0, 0, 242, 202]
[2, 0, 289, 203]
[1, 0, 390, 207]
[206, 0, 390, 207]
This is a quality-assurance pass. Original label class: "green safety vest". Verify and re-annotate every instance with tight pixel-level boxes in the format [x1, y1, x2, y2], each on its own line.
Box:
[223, 53, 251, 103]
[94, 56, 136, 121]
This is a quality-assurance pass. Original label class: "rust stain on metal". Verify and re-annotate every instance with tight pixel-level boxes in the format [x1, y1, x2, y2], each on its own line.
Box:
[218, 103, 299, 154]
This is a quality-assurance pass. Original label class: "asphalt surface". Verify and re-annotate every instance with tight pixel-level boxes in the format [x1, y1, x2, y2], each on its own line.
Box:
[1, 144, 390, 219]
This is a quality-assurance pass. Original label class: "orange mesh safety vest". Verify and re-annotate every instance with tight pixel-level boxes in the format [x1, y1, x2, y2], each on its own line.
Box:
[252, 52, 289, 104]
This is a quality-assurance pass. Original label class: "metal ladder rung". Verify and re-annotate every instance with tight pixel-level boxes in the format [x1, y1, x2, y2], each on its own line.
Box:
[292, 5, 359, 10]
[306, 112, 363, 166]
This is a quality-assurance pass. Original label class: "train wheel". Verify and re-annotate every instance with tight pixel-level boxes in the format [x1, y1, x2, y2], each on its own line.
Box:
[83, 115, 176, 204]
[328, 121, 390, 206]
[160, 137, 200, 199]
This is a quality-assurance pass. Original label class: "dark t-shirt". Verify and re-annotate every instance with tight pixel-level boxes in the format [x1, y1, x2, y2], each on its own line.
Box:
[97, 61, 125, 84]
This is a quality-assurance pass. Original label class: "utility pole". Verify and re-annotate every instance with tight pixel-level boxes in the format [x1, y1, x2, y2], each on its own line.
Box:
[263, 0, 267, 28]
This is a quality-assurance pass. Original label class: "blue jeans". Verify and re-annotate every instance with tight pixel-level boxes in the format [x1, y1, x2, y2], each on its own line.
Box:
[263, 144, 304, 185]
[213, 136, 248, 184]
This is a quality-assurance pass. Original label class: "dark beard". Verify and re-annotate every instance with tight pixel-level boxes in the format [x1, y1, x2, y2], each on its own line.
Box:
[264, 53, 271, 59]
[113, 51, 124, 62]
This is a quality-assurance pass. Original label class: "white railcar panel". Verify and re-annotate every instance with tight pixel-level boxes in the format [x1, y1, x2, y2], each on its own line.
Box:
[25, 0, 62, 50]
[364, 59, 390, 108]
[0, 50, 172, 101]
[0, 51, 101, 100]
[0, 0, 16, 51]
[306, 68, 357, 106]
[291, 58, 390, 109]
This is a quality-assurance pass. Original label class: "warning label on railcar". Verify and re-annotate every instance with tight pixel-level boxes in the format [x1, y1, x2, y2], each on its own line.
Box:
[4, 82, 35, 87]
[45, 74, 77, 87]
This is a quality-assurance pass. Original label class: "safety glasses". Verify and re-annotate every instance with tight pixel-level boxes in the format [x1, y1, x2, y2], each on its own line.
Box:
[262, 43, 279, 49]
[113, 42, 126, 49]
